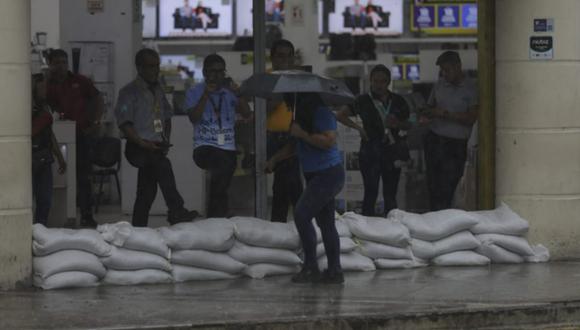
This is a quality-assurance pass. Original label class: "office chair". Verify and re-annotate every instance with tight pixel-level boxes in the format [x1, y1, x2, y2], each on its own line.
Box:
[91, 136, 121, 213]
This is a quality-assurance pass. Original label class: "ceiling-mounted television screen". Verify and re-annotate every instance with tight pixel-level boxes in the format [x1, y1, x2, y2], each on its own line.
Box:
[142, 0, 158, 38]
[159, 0, 233, 37]
[328, 0, 403, 36]
[236, 0, 284, 36]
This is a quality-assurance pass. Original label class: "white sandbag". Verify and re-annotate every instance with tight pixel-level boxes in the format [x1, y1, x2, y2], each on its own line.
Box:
[243, 263, 301, 279]
[159, 218, 235, 251]
[171, 250, 246, 274]
[374, 258, 428, 269]
[314, 218, 352, 242]
[411, 231, 480, 260]
[318, 252, 376, 272]
[33, 271, 100, 290]
[316, 237, 357, 258]
[231, 217, 300, 249]
[228, 241, 301, 266]
[357, 240, 414, 260]
[525, 244, 550, 263]
[476, 233, 534, 256]
[476, 242, 524, 264]
[102, 269, 173, 286]
[341, 212, 410, 247]
[470, 202, 529, 235]
[389, 209, 478, 241]
[98, 222, 170, 259]
[100, 247, 171, 272]
[33, 250, 106, 279]
[172, 264, 240, 282]
[32, 224, 112, 257]
[431, 251, 491, 266]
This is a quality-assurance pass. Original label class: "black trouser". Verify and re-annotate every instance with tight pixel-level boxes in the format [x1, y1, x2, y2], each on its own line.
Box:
[76, 132, 94, 218]
[359, 140, 401, 216]
[423, 131, 467, 211]
[32, 162, 53, 226]
[126, 141, 185, 227]
[193, 145, 237, 218]
[267, 132, 303, 222]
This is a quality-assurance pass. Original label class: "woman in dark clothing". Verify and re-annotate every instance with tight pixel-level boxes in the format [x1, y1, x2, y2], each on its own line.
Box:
[266, 93, 345, 284]
[337, 65, 411, 216]
[31, 73, 66, 225]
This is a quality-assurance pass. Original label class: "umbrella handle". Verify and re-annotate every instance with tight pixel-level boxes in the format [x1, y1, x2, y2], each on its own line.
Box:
[293, 93, 296, 121]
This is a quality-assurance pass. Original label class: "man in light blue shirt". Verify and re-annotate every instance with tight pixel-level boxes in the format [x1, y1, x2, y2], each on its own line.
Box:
[185, 54, 251, 217]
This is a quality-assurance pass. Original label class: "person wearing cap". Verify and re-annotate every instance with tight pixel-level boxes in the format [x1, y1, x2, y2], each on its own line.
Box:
[421, 50, 477, 211]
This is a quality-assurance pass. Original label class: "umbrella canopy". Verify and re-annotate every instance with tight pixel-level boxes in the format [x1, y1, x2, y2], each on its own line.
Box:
[240, 70, 355, 106]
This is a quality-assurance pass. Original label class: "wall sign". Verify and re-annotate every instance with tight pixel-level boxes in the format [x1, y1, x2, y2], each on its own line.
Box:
[529, 36, 553, 60]
[533, 18, 554, 32]
[87, 0, 104, 13]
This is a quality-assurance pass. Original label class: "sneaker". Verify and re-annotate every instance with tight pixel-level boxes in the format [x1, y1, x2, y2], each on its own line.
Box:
[319, 269, 345, 285]
[291, 267, 320, 284]
[167, 208, 199, 225]
[80, 215, 98, 228]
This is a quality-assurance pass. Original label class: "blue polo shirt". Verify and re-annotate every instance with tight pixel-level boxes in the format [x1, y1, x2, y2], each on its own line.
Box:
[297, 106, 342, 173]
[185, 82, 238, 151]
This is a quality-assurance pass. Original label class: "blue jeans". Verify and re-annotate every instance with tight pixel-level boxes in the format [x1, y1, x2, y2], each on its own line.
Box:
[33, 163, 53, 225]
[359, 140, 401, 216]
[294, 164, 345, 272]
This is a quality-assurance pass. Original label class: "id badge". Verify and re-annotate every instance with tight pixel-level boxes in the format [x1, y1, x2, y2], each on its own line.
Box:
[217, 133, 225, 146]
[153, 119, 163, 133]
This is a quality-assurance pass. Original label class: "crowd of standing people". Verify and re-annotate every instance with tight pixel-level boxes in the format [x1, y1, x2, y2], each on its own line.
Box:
[32, 39, 476, 285]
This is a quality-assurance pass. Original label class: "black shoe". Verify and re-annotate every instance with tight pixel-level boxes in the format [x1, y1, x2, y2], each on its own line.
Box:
[319, 269, 344, 284]
[167, 208, 199, 225]
[80, 215, 98, 228]
[291, 267, 320, 284]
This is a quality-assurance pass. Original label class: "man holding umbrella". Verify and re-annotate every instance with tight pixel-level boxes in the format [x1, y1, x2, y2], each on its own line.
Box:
[243, 70, 354, 284]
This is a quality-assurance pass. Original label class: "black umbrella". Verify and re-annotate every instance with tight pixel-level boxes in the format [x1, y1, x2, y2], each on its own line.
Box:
[240, 70, 355, 108]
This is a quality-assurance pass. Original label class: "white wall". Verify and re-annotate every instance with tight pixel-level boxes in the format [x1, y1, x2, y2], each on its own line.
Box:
[496, 0, 580, 259]
[0, 0, 33, 290]
[31, 0, 60, 48]
[59, 0, 141, 105]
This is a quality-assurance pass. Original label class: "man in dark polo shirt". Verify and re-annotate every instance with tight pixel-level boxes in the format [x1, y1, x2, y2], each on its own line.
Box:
[337, 65, 411, 216]
[422, 51, 477, 211]
[47, 49, 104, 227]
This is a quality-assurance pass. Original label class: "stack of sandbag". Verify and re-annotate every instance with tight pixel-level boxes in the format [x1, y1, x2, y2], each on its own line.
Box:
[314, 217, 363, 270]
[32, 224, 110, 289]
[98, 222, 173, 286]
[159, 218, 242, 282]
[230, 217, 302, 279]
[389, 209, 490, 267]
[470, 203, 550, 263]
[341, 212, 417, 270]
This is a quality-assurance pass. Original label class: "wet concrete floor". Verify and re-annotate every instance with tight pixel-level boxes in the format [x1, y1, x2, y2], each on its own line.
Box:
[3, 262, 580, 329]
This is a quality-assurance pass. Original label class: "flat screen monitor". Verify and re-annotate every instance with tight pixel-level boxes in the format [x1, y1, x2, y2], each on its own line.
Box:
[236, 0, 285, 36]
[328, 0, 404, 36]
[159, 0, 233, 38]
[410, 2, 477, 34]
[142, 0, 158, 38]
[160, 55, 202, 82]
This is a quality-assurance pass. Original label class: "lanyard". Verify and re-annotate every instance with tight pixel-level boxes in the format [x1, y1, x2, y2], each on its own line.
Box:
[368, 92, 392, 128]
[207, 93, 224, 129]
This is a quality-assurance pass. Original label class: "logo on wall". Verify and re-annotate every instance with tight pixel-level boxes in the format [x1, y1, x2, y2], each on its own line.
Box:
[529, 36, 553, 60]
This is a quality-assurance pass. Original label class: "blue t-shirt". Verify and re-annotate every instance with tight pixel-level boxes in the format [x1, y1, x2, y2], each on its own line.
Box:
[184, 82, 238, 151]
[296, 106, 342, 173]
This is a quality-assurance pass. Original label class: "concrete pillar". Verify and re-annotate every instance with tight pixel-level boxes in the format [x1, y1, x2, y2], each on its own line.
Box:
[0, 0, 33, 289]
[496, 0, 580, 259]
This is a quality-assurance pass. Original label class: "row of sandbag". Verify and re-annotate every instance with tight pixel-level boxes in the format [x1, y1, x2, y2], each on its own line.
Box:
[32, 217, 306, 289]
